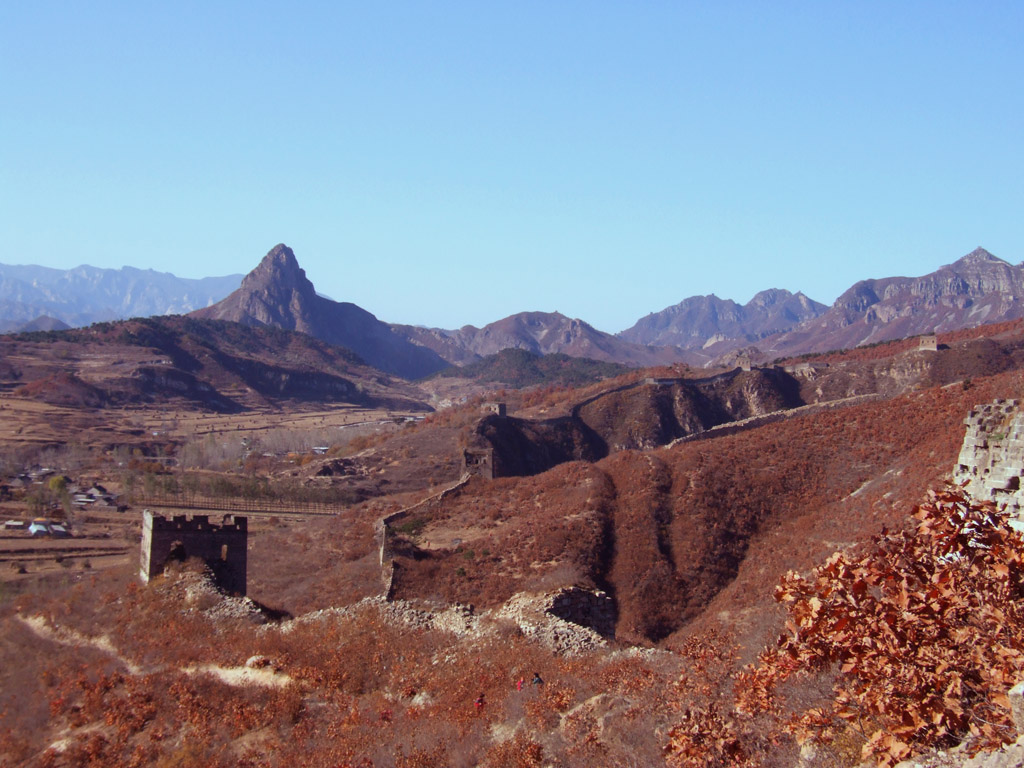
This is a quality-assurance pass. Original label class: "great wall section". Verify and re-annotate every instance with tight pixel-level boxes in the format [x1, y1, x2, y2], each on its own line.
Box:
[954, 398, 1024, 529]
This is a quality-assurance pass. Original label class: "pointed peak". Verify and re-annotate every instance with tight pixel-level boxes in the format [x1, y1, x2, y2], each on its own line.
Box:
[261, 243, 299, 268]
[242, 243, 314, 295]
[959, 247, 1001, 264]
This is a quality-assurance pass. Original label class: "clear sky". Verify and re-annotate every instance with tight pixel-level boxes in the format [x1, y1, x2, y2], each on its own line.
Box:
[2, 2, 1022, 333]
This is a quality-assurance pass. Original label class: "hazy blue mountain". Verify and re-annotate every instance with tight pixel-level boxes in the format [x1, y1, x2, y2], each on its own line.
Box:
[0, 263, 242, 331]
[13, 315, 71, 333]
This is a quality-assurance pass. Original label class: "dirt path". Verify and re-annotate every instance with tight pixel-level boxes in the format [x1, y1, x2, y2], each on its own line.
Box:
[16, 614, 293, 688]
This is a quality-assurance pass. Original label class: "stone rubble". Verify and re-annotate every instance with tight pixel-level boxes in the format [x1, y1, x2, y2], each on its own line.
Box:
[281, 590, 610, 656]
[497, 589, 609, 656]
[893, 736, 1024, 768]
[164, 564, 267, 623]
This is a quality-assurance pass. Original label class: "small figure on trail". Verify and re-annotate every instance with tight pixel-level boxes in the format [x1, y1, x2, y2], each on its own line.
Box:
[516, 676, 524, 692]
[531, 672, 544, 687]
[475, 693, 485, 712]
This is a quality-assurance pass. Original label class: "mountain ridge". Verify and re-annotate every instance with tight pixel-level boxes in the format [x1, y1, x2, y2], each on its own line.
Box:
[619, 289, 828, 349]
[0, 314, 429, 414]
[7, 244, 1024, 375]
[191, 244, 449, 380]
[0, 262, 242, 331]
[743, 246, 1024, 361]
[393, 310, 688, 368]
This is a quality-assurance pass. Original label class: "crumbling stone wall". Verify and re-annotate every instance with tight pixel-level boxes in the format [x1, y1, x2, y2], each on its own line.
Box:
[498, 587, 616, 651]
[140, 511, 248, 595]
[954, 399, 1024, 526]
[377, 474, 471, 595]
[545, 587, 616, 637]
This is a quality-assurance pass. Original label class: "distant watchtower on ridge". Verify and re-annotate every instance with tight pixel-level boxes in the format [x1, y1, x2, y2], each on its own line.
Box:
[140, 511, 248, 595]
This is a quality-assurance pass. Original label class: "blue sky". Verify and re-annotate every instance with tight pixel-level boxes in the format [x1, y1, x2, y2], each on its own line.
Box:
[2, 2, 1022, 333]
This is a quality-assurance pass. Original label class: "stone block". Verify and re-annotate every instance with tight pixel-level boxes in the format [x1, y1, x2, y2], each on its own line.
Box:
[1011, 680, 1024, 736]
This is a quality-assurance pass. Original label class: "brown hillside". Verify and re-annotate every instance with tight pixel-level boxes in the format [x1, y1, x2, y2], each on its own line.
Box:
[7, 319, 1024, 767]
[391, 368, 1023, 647]
[1, 316, 430, 416]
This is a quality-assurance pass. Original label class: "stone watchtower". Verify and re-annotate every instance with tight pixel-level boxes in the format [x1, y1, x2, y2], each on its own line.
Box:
[140, 511, 248, 595]
[463, 447, 495, 479]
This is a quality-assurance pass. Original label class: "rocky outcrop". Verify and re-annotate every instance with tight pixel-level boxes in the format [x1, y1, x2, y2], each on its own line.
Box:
[498, 589, 612, 654]
[193, 244, 448, 379]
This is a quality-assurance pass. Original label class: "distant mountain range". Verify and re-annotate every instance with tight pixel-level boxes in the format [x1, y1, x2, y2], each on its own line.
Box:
[0, 263, 242, 332]
[6, 244, 1024, 377]
[393, 312, 684, 368]
[618, 247, 1024, 364]
[393, 246, 1024, 369]
[619, 289, 828, 349]
[741, 247, 1024, 361]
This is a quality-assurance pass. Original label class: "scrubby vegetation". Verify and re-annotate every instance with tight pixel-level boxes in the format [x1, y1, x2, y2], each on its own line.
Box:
[7, 319, 1024, 765]
[667, 487, 1024, 766]
[0, 562, 682, 767]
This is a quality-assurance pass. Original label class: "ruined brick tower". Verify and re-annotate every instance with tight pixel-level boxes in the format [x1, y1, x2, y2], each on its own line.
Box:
[462, 447, 495, 479]
[140, 511, 248, 595]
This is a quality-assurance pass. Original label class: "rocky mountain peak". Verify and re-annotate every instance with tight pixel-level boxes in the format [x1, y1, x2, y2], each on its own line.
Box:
[962, 247, 995, 264]
[959, 247, 1000, 265]
[241, 243, 315, 297]
[748, 289, 792, 308]
[191, 244, 449, 379]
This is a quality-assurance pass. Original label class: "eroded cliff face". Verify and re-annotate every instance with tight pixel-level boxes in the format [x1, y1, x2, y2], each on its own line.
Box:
[787, 337, 1024, 403]
[575, 368, 802, 453]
